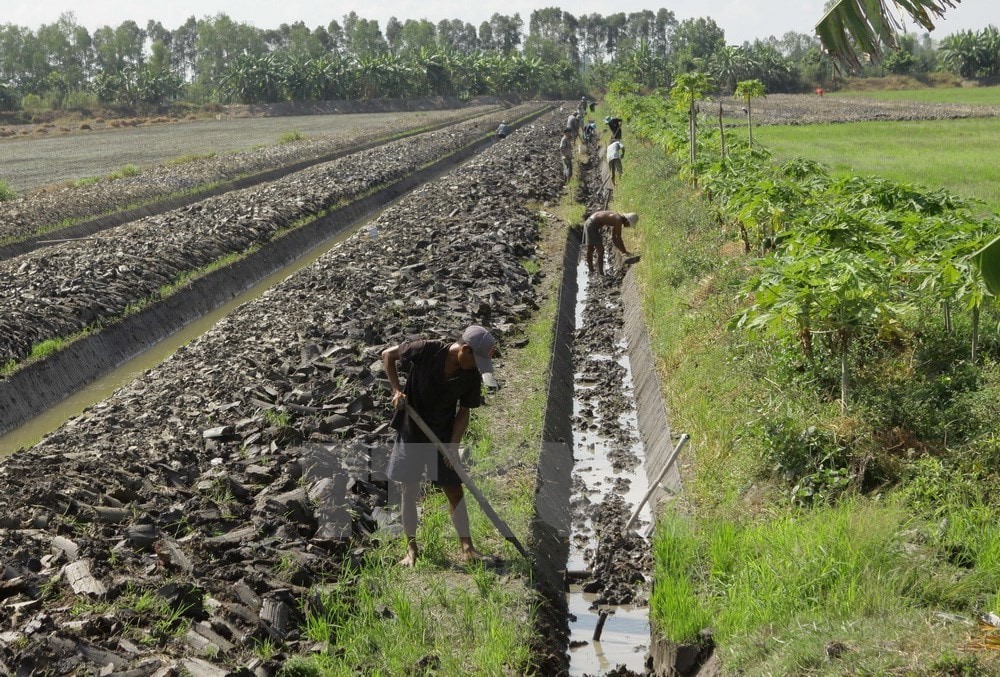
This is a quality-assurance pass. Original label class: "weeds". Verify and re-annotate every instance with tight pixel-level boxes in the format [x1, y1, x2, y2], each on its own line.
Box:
[107, 164, 140, 181]
[0, 180, 17, 201]
[278, 130, 306, 144]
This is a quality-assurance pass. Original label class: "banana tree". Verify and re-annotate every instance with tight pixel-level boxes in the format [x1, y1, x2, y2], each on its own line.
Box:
[817, 0, 962, 70]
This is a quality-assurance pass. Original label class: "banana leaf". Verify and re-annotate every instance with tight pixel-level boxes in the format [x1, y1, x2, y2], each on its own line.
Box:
[817, 0, 961, 69]
[972, 234, 1000, 296]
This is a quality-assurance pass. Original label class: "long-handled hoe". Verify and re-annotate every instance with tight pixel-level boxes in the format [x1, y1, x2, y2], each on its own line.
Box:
[403, 402, 529, 559]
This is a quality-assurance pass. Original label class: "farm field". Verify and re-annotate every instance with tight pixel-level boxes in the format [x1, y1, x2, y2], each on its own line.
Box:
[716, 91, 1000, 126]
[0, 108, 472, 193]
[831, 85, 1000, 106]
[0, 105, 640, 674]
[753, 117, 1000, 208]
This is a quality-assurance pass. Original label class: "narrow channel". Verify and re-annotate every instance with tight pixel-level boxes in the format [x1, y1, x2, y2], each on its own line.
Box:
[566, 262, 654, 675]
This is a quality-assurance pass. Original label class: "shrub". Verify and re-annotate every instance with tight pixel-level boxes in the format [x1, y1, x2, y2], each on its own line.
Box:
[21, 93, 45, 113]
[63, 90, 100, 112]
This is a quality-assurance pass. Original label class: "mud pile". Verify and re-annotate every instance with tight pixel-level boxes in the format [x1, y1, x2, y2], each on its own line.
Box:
[0, 104, 544, 369]
[0, 110, 568, 672]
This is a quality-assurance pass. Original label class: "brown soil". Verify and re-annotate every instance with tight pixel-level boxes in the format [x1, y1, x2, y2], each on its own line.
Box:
[716, 91, 1000, 126]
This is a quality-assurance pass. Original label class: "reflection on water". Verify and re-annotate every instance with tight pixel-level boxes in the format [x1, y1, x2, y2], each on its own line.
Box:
[567, 264, 651, 676]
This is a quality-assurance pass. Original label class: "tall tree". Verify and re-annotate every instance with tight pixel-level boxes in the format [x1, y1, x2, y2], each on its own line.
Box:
[170, 17, 199, 82]
[194, 14, 265, 90]
[672, 17, 726, 70]
[489, 13, 523, 55]
[342, 12, 387, 58]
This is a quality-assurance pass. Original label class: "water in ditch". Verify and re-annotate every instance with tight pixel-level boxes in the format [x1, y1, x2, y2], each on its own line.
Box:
[0, 223, 369, 456]
[567, 263, 654, 675]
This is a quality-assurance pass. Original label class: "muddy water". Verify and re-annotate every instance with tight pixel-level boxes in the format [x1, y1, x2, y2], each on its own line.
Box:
[0, 223, 367, 456]
[567, 264, 653, 676]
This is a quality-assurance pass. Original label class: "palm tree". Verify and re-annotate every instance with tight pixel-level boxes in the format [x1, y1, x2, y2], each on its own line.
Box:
[817, 0, 961, 69]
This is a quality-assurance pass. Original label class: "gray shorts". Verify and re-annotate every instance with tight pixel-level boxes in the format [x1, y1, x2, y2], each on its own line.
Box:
[582, 217, 603, 247]
[386, 435, 461, 487]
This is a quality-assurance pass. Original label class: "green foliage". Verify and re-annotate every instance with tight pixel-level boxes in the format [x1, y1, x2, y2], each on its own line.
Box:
[20, 93, 45, 112]
[759, 418, 852, 504]
[29, 338, 65, 360]
[0, 180, 16, 202]
[107, 164, 141, 181]
[277, 130, 306, 144]
[650, 512, 712, 643]
[618, 91, 1000, 673]
[62, 90, 100, 111]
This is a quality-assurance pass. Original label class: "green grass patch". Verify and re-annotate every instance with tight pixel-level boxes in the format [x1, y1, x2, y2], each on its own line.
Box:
[753, 117, 1000, 208]
[107, 164, 141, 181]
[28, 338, 66, 360]
[831, 85, 1000, 106]
[165, 151, 217, 165]
[0, 180, 16, 202]
[285, 550, 531, 675]
[278, 130, 306, 144]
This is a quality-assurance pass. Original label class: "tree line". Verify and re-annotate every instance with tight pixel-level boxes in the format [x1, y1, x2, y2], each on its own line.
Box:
[0, 9, 996, 112]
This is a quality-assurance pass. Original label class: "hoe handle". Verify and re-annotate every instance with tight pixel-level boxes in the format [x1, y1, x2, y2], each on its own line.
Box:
[404, 403, 529, 559]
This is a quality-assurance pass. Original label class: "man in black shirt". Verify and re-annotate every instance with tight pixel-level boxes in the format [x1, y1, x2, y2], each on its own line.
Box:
[382, 325, 497, 566]
[605, 115, 623, 141]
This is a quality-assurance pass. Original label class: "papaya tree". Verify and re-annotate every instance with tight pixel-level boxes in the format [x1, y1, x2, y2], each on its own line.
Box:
[670, 71, 712, 179]
[734, 78, 765, 148]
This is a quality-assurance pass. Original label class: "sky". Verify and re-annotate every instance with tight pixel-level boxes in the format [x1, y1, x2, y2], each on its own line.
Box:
[4, 1, 996, 46]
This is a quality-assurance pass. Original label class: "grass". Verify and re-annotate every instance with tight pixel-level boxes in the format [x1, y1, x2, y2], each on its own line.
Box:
[165, 151, 217, 165]
[0, 180, 16, 201]
[751, 117, 1000, 208]
[278, 130, 306, 144]
[106, 164, 140, 181]
[831, 85, 1000, 106]
[613, 123, 1000, 673]
[285, 551, 531, 675]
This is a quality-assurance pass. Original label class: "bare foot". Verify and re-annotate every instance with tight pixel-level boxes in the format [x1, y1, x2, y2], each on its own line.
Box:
[399, 548, 418, 567]
[460, 546, 486, 563]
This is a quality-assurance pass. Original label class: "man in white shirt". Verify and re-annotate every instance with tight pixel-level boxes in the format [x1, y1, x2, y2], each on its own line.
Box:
[607, 139, 625, 184]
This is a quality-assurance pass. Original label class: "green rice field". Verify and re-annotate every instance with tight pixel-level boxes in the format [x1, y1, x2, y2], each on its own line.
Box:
[832, 85, 1000, 106]
[756, 117, 1000, 208]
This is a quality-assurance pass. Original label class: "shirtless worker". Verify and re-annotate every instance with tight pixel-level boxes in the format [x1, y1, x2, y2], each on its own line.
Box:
[582, 210, 638, 276]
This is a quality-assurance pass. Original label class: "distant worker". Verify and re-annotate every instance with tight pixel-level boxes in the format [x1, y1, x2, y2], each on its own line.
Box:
[496, 121, 510, 140]
[605, 115, 623, 141]
[606, 139, 625, 185]
[560, 128, 574, 182]
[567, 111, 581, 140]
[579, 96, 588, 116]
[582, 210, 637, 276]
[815, 87, 824, 97]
